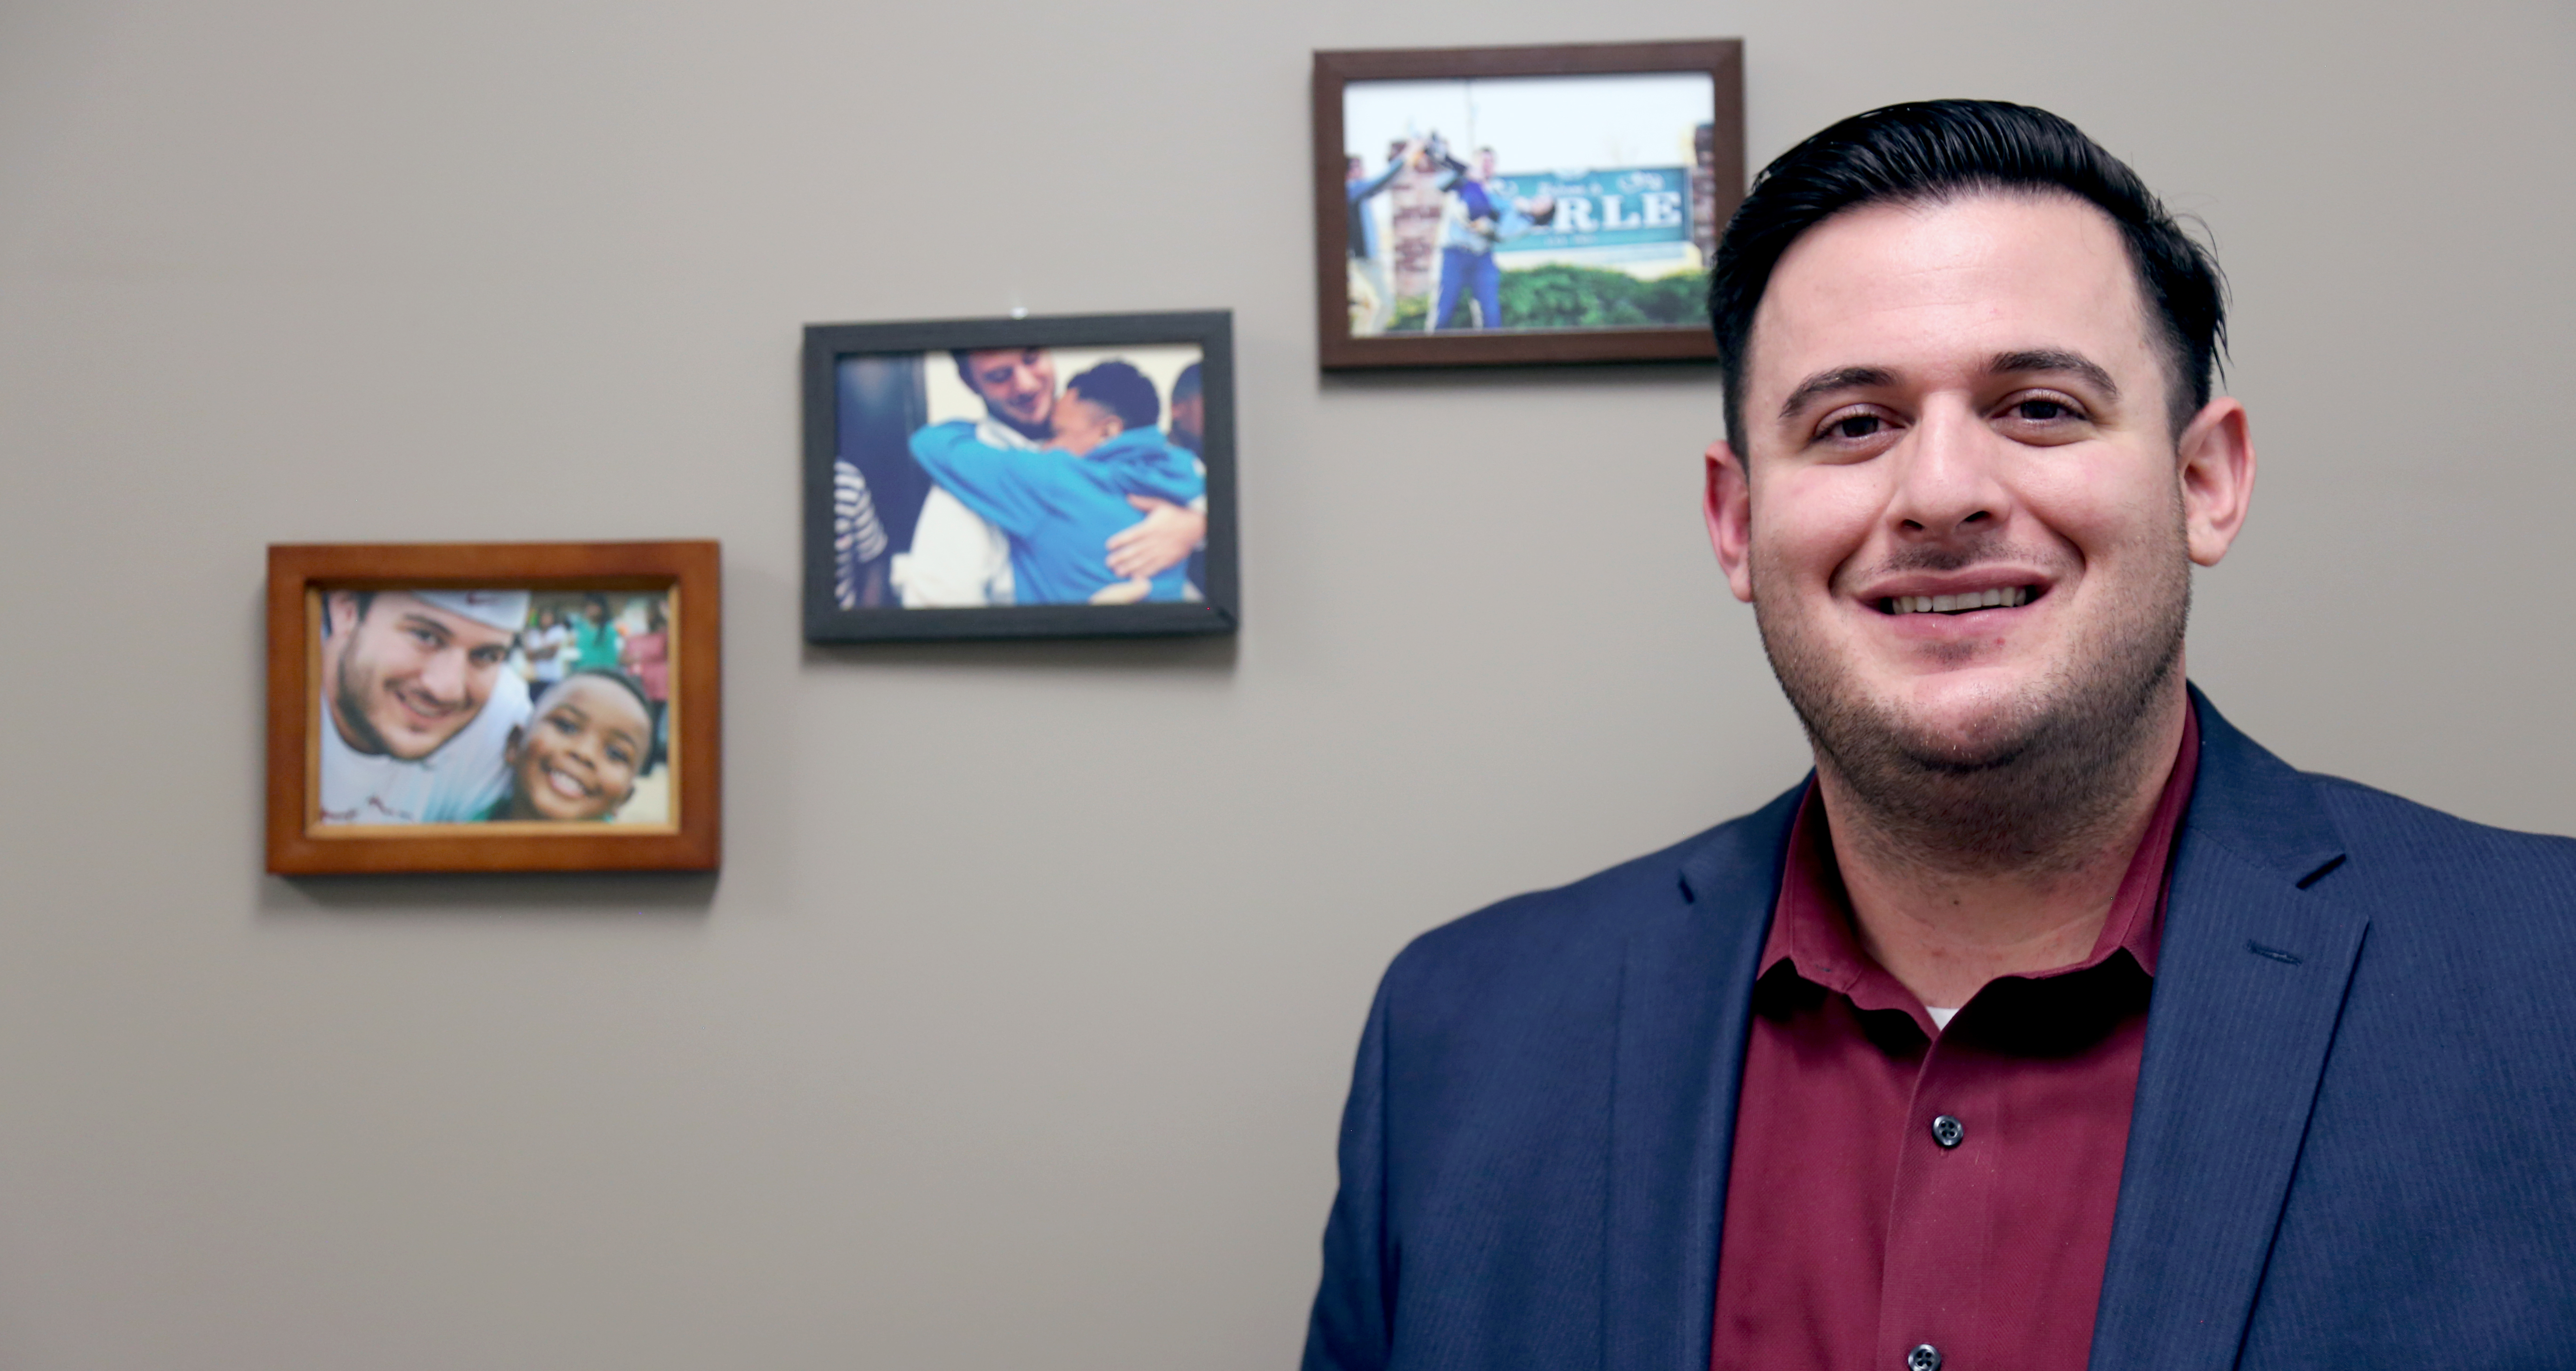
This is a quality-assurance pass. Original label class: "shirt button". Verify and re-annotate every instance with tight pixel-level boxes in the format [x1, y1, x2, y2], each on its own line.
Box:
[1908, 1344, 1943, 1371]
[1930, 1115, 1964, 1149]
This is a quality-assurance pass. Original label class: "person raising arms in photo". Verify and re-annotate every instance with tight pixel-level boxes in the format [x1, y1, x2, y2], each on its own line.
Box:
[1431, 145, 1556, 331]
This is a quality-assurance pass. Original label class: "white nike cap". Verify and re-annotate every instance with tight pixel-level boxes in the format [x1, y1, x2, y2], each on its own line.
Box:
[410, 589, 532, 633]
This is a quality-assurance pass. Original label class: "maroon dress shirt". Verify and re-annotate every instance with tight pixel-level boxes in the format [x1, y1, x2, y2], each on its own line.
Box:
[1711, 714, 2199, 1371]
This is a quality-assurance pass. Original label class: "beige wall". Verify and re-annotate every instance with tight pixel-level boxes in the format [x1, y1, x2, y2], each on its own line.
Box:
[0, 0, 2568, 1366]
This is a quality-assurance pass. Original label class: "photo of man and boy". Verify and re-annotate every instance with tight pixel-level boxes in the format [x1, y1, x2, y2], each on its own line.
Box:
[828, 343, 1210, 611]
[314, 588, 673, 828]
[1342, 71, 1720, 335]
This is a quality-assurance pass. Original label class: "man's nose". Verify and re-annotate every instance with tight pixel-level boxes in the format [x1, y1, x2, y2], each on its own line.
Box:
[419, 649, 468, 703]
[1886, 404, 2010, 539]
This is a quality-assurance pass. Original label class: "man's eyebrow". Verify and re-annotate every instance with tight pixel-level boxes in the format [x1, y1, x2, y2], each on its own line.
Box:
[395, 614, 452, 642]
[1990, 349, 2119, 397]
[1777, 366, 1897, 422]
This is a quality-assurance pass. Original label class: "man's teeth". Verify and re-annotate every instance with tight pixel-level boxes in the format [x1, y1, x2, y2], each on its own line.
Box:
[1885, 587, 2032, 614]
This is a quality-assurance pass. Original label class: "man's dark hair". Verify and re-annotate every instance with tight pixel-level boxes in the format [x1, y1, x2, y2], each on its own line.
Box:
[1064, 361, 1160, 433]
[951, 347, 1045, 394]
[1707, 99, 2226, 450]
[952, 350, 996, 392]
[1172, 362, 1202, 405]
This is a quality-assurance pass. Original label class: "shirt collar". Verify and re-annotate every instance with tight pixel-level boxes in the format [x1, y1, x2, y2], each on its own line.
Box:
[1758, 707, 2202, 1014]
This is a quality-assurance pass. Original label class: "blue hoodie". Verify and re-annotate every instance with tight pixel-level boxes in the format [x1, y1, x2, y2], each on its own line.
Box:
[908, 422, 1206, 605]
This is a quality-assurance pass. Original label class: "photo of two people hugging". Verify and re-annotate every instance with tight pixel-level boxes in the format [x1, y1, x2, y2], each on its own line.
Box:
[830, 344, 1211, 611]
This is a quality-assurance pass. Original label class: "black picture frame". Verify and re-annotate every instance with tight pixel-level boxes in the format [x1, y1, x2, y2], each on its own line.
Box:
[801, 310, 1240, 643]
[1312, 40, 1745, 370]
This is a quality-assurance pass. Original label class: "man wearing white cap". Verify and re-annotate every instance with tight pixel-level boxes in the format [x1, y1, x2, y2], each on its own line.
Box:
[315, 589, 533, 824]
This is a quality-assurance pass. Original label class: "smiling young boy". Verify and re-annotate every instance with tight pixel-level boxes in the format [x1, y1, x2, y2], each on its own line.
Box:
[907, 360, 1206, 605]
[486, 670, 654, 823]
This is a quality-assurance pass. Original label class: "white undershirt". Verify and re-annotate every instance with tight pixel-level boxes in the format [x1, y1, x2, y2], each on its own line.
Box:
[316, 674, 527, 824]
[1927, 1006, 1961, 1031]
[892, 416, 1030, 607]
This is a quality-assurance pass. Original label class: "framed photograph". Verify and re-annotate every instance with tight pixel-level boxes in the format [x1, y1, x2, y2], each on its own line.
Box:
[802, 310, 1238, 643]
[265, 540, 721, 875]
[1312, 40, 1745, 369]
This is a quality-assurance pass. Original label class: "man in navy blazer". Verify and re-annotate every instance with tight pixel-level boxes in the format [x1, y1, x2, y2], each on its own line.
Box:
[1304, 101, 2576, 1371]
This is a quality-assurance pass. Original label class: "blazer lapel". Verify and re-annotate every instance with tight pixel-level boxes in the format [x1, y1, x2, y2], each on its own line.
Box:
[1603, 786, 1798, 1371]
[2089, 691, 2368, 1371]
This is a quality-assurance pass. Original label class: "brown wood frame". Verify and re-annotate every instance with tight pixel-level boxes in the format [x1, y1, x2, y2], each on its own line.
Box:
[1312, 40, 1744, 370]
[266, 540, 721, 875]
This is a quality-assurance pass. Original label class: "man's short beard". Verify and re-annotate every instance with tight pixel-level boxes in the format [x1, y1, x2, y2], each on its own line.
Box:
[329, 635, 397, 758]
[1751, 516, 2191, 876]
[990, 400, 1053, 443]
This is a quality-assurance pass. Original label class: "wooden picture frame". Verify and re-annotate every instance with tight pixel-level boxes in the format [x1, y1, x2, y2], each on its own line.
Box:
[1312, 40, 1744, 370]
[802, 310, 1238, 643]
[266, 540, 721, 875]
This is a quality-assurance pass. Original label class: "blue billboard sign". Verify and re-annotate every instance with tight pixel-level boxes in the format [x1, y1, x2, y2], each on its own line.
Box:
[1488, 166, 1692, 256]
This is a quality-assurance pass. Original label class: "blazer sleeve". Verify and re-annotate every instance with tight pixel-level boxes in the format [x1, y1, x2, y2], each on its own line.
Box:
[1303, 974, 1395, 1371]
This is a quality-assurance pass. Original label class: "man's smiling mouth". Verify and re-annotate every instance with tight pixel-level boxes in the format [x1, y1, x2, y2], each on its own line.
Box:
[1878, 586, 2038, 615]
[388, 683, 463, 719]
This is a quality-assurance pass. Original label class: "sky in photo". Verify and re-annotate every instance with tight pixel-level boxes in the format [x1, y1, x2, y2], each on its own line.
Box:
[1344, 72, 1715, 177]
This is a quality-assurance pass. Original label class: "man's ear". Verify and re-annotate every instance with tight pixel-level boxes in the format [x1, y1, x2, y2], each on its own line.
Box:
[1704, 440, 1756, 604]
[2176, 397, 2256, 567]
[326, 590, 362, 635]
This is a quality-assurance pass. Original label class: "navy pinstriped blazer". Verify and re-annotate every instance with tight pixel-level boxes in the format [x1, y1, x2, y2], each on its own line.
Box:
[1304, 689, 2576, 1370]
